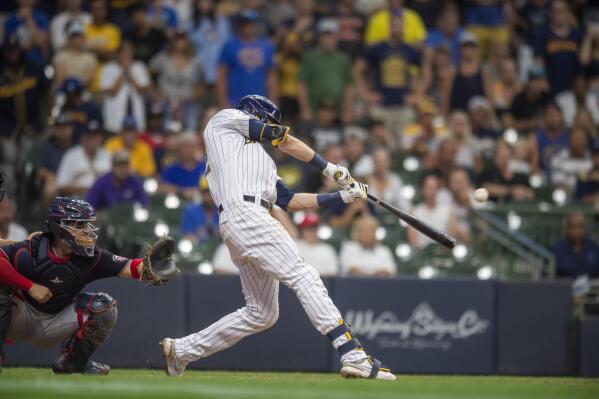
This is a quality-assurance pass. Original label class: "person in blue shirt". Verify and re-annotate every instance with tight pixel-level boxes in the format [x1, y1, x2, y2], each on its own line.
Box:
[60, 78, 103, 143]
[216, 10, 277, 108]
[551, 213, 599, 278]
[86, 150, 149, 211]
[4, 0, 49, 65]
[158, 133, 206, 200]
[181, 177, 219, 243]
[533, 102, 569, 172]
[425, 7, 464, 65]
[533, 0, 583, 95]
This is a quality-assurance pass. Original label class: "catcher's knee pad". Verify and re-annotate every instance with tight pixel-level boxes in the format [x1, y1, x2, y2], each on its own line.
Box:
[74, 292, 118, 344]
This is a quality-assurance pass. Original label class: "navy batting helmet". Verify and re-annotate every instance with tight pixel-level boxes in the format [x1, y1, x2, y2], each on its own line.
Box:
[237, 95, 281, 124]
[46, 197, 99, 257]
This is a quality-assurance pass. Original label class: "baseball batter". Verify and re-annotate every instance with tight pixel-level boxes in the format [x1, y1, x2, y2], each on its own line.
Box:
[161, 95, 395, 380]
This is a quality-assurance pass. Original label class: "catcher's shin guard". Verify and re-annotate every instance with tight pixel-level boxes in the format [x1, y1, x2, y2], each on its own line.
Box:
[53, 292, 117, 374]
[0, 285, 13, 371]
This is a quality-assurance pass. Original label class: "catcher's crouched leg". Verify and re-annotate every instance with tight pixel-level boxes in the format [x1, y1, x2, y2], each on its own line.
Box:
[53, 292, 117, 375]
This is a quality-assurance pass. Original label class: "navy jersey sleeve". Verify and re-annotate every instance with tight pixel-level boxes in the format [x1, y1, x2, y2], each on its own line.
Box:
[0, 240, 30, 265]
[87, 248, 132, 282]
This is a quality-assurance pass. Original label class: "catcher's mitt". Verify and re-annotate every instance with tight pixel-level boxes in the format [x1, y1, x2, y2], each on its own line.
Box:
[141, 236, 178, 286]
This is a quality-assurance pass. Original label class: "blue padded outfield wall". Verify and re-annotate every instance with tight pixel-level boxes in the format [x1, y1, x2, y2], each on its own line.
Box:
[6, 275, 595, 376]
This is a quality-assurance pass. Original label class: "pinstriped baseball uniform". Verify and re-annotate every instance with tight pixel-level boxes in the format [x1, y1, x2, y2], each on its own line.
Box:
[174, 109, 346, 365]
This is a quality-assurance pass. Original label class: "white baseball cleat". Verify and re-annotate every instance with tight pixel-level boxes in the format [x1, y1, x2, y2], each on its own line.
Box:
[160, 338, 185, 376]
[341, 356, 396, 381]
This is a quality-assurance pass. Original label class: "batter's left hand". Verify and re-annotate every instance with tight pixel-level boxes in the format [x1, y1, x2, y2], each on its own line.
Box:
[323, 163, 353, 187]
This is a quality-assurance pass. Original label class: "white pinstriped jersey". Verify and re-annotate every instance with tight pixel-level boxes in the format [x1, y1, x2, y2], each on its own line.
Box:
[203, 108, 279, 212]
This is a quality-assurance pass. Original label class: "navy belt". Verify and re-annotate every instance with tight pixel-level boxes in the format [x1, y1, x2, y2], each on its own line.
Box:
[218, 195, 273, 214]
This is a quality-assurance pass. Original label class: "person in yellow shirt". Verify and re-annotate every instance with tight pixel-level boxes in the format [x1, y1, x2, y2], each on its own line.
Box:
[104, 116, 157, 178]
[364, 0, 427, 47]
[85, 0, 121, 91]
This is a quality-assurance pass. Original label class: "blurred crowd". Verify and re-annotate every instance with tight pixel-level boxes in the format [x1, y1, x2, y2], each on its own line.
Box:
[1, 0, 598, 278]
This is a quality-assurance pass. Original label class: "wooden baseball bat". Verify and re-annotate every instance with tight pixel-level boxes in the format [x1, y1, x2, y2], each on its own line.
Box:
[367, 194, 457, 249]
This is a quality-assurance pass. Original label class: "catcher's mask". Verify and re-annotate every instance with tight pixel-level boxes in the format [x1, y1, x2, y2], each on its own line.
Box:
[46, 197, 99, 257]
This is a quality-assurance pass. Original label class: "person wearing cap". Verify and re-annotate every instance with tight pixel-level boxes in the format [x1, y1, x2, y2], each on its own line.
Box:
[50, 0, 91, 51]
[52, 20, 97, 88]
[84, 0, 121, 62]
[533, 0, 582, 95]
[296, 212, 339, 277]
[85, 150, 149, 211]
[442, 31, 493, 116]
[216, 10, 277, 108]
[149, 29, 203, 131]
[364, 0, 427, 47]
[105, 115, 157, 178]
[181, 177, 219, 244]
[123, 3, 167, 64]
[340, 215, 396, 277]
[0, 34, 51, 141]
[508, 66, 551, 133]
[298, 18, 354, 124]
[574, 140, 599, 204]
[59, 77, 103, 142]
[99, 41, 150, 133]
[401, 97, 447, 152]
[37, 113, 75, 205]
[355, 10, 428, 136]
[3, 0, 49, 65]
[55, 119, 111, 198]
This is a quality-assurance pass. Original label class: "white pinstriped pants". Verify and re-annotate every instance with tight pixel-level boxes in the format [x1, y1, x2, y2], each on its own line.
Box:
[175, 203, 342, 364]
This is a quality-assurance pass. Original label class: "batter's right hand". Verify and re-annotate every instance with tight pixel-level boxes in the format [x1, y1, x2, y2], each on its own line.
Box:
[28, 283, 52, 303]
[340, 181, 368, 203]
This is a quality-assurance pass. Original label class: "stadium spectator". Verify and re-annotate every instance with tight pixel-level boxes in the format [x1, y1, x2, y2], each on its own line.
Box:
[573, 108, 598, 140]
[52, 20, 97, 88]
[356, 10, 428, 136]
[50, 0, 90, 51]
[364, 0, 427, 47]
[443, 32, 493, 116]
[100, 41, 150, 133]
[154, 124, 180, 174]
[551, 213, 599, 278]
[402, 98, 446, 155]
[408, 173, 466, 248]
[425, 138, 459, 186]
[428, 43, 454, 103]
[340, 215, 396, 277]
[514, 0, 550, 48]
[493, 58, 521, 120]
[123, 2, 167, 64]
[37, 113, 75, 205]
[580, 23, 599, 92]
[464, 0, 509, 61]
[448, 168, 475, 241]
[0, 197, 28, 241]
[533, 0, 582, 95]
[447, 110, 480, 172]
[55, 119, 111, 198]
[146, 0, 179, 35]
[480, 142, 534, 203]
[424, 6, 464, 65]
[300, 97, 343, 152]
[574, 141, 599, 204]
[181, 177, 219, 243]
[555, 75, 599, 127]
[150, 30, 203, 131]
[85, 0, 121, 62]
[295, 212, 339, 277]
[0, 35, 50, 141]
[217, 10, 277, 108]
[508, 66, 551, 134]
[369, 116, 397, 151]
[298, 18, 353, 124]
[276, 31, 302, 123]
[187, 0, 232, 86]
[367, 147, 410, 210]
[85, 150, 149, 211]
[343, 125, 373, 178]
[104, 115, 157, 178]
[550, 127, 592, 191]
[58, 77, 103, 142]
[158, 133, 206, 200]
[531, 102, 569, 173]
[4, 0, 49, 65]
[406, 0, 444, 30]
[468, 96, 500, 155]
[328, 0, 366, 60]
[0, 138, 17, 200]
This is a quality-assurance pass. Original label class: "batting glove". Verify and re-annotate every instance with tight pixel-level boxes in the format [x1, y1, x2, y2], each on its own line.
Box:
[323, 163, 353, 187]
[340, 181, 368, 203]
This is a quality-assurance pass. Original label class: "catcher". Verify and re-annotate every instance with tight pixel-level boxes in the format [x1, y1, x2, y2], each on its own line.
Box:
[0, 197, 177, 374]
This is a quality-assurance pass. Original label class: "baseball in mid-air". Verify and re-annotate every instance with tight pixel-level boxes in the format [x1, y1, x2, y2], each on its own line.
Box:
[474, 188, 489, 202]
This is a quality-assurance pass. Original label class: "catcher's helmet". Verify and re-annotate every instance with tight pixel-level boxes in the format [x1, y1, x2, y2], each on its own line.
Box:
[237, 95, 281, 124]
[46, 197, 99, 257]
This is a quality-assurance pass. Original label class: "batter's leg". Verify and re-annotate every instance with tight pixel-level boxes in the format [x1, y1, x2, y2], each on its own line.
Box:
[173, 261, 279, 368]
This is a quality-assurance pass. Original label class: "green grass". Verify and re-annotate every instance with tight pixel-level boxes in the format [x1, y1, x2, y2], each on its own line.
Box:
[1, 368, 598, 399]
